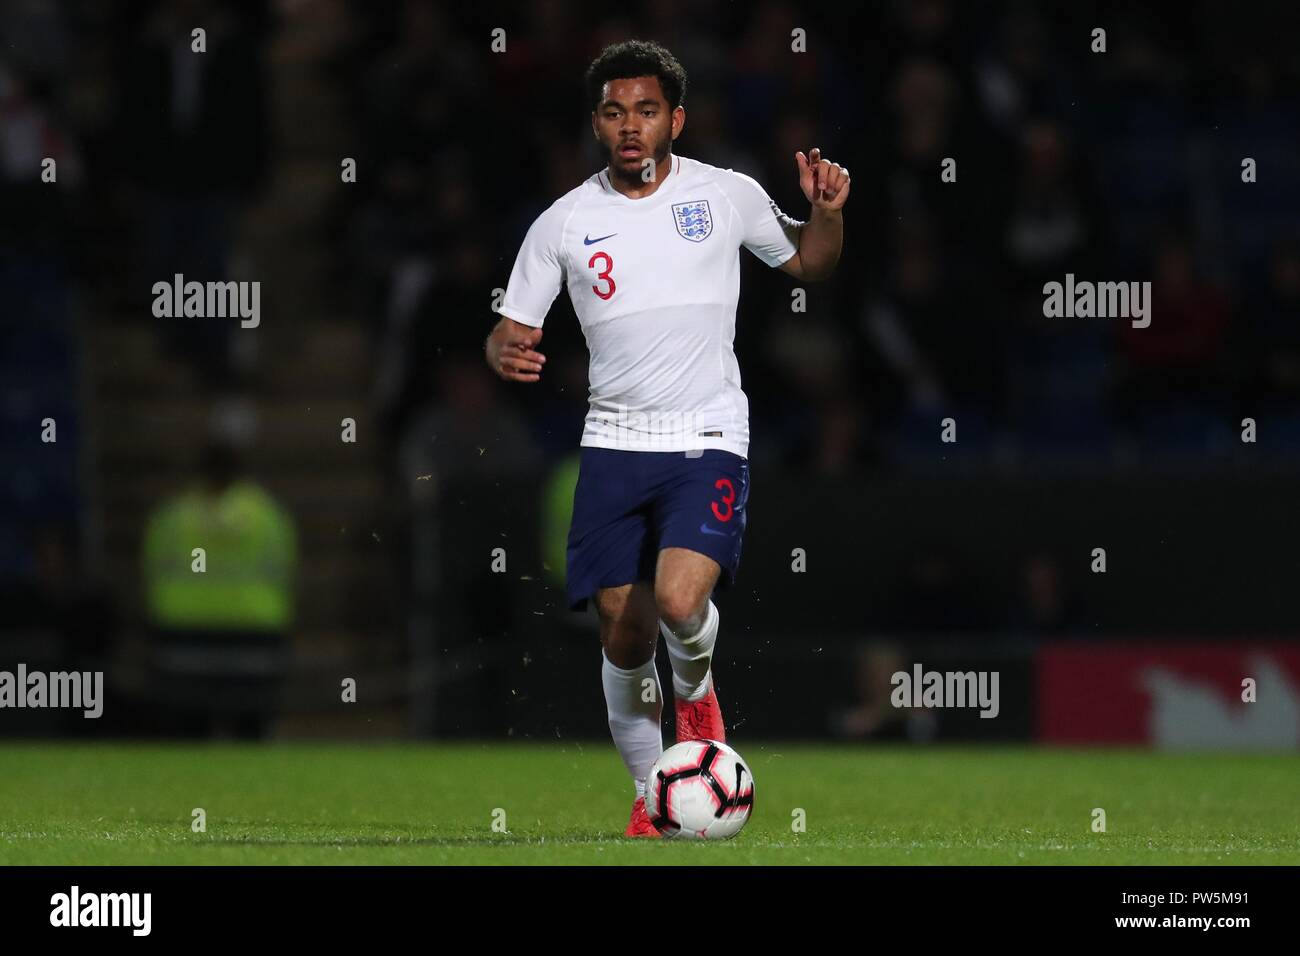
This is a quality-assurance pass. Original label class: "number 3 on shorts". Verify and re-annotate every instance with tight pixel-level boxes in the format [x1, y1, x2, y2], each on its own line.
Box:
[712, 477, 735, 523]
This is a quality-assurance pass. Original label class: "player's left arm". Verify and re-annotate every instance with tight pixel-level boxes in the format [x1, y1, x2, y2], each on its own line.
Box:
[779, 147, 849, 282]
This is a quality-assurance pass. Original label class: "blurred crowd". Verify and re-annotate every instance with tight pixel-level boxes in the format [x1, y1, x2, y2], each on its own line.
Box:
[339, 0, 1300, 477]
[6, 1, 1300, 489]
[5, 0, 1300, 736]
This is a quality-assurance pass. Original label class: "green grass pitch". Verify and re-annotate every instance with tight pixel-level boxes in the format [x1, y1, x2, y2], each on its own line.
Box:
[0, 743, 1296, 865]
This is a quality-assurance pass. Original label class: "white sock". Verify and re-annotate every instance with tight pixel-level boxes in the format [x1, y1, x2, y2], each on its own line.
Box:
[601, 651, 663, 797]
[660, 599, 719, 702]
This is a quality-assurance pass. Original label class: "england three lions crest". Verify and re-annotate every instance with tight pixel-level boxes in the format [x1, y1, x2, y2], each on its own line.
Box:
[672, 200, 713, 242]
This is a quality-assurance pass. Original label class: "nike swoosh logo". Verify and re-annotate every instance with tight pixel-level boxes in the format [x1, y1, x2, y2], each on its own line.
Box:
[584, 233, 617, 245]
[699, 523, 730, 537]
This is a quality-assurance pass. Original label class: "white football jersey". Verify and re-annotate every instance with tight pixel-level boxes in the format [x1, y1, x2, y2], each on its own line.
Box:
[498, 154, 802, 458]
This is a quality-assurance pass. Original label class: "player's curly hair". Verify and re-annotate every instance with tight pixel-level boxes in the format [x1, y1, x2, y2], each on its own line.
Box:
[585, 40, 687, 111]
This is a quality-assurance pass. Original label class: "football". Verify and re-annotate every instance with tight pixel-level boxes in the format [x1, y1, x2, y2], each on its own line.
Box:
[645, 739, 755, 839]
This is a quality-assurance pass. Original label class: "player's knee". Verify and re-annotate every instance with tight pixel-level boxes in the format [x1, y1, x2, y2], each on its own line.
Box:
[656, 591, 706, 637]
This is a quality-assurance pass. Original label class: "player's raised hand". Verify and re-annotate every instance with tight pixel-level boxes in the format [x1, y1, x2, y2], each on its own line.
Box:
[486, 316, 546, 383]
[795, 147, 850, 211]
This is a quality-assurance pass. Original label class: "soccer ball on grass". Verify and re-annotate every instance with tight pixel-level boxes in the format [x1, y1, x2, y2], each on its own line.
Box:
[644, 739, 754, 839]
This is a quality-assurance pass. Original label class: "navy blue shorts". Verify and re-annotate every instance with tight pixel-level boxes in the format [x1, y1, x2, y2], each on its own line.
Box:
[566, 447, 751, 612]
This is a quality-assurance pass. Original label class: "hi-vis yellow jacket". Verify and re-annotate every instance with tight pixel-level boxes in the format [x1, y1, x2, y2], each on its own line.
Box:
[143, 481, 297, 632]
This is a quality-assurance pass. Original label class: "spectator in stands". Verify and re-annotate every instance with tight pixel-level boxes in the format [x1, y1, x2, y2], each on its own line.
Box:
[1007, 552, 1082, 638]
[1002, 119, 1100, 297]
[1114, 234, 1234, 424]
[1248, 241, 1300, 406]
[0, 524, 118, 736]
[831, 641, 937, 742]
[862, 222, 1007, 423]
[119, 0, 270, 387]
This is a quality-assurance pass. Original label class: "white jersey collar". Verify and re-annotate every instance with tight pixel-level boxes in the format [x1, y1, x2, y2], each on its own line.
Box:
[598, 154, 681, 204]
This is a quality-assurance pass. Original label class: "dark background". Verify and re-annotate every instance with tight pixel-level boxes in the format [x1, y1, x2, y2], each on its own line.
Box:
[2, 0, 1299, 742]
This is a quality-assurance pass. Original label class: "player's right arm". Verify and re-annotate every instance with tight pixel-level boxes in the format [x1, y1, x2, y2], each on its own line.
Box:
[486, 315, 546, 382]
[486, 198, 572, 384]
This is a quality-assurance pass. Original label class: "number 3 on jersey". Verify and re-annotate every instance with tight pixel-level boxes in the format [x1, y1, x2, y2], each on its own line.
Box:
[588, 251, 616, 300]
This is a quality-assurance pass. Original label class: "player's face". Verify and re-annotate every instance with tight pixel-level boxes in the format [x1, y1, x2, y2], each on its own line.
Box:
[591, 76, 684, 180]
